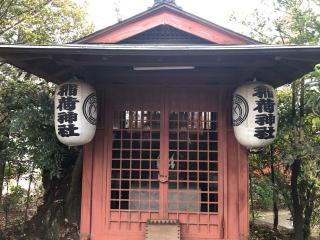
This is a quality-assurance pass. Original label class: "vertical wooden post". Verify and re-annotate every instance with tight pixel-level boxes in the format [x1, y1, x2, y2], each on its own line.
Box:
[80, 142, 93, 239]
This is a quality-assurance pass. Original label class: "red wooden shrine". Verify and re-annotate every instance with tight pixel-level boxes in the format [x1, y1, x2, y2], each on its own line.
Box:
[2, 1, 319, 240]
[81, 84, 248, 240]
[79, 3, 254, 240]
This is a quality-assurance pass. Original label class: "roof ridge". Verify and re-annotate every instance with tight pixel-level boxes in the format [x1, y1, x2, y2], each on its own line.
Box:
[153, 0, 179, 7]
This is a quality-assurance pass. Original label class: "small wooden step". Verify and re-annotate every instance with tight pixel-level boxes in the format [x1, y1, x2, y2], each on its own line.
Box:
[145, 219, 180, 240]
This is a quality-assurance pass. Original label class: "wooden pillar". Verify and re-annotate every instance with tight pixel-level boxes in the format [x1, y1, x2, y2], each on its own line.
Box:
[225, 86, 249, 239]
[80, 142, 93, 240]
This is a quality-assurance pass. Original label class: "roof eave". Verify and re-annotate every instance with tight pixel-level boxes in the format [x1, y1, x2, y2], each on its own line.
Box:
[0, 44, 319, 88]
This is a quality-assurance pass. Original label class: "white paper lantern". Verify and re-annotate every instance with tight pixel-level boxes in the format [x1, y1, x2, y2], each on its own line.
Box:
[232, 82, 278, 149]
[54, 80, 97, 146]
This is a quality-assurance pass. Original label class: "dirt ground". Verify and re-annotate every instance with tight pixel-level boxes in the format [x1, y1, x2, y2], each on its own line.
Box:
[257, 210, 320, 239]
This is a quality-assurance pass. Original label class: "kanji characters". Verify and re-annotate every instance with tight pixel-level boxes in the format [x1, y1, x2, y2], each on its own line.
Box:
[58, 112, 78, 124]
[56, 97, 79, 111]
[255, 114, 275, 126]
[252, 85, 274, 98]
[58, 124, 80, 137]
[253, 85, 276, 140]
[56, 84, 80, 137]
[254, 126, 275, 139]
[254, 99, 275, 113]
[57, 84, 78, 96]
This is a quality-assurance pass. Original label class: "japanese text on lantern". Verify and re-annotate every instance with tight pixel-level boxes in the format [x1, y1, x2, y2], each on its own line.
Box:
[253, 86, 275, 139]
[56, 84, 80, 137]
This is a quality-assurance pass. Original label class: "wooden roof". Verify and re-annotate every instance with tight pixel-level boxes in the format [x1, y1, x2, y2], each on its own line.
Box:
[0, 44, 319, 87]
[74, 3, 259, 45]
[0, 3, 318, 87]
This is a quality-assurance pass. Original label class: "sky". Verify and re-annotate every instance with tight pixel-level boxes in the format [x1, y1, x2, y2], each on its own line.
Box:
[76, 0, 271, 35]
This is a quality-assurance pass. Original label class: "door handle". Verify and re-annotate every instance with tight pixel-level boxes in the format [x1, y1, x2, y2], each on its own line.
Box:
[158, 174, 168, 183]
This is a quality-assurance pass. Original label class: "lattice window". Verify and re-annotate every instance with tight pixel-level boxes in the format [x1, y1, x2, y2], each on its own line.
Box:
[119, 25, 214, 44]
[168, 112, 218, 213]
[111, 111, 161, 211]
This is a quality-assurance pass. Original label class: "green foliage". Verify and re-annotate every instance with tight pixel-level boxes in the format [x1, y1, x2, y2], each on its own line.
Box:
[2, 186, 26, 212]
[233, 2, 320, 238]
[0, 0, 94, 44]
[231, 0, 320, 44]
[306, 64, 320, 119]
[249, 148, 276, 211]
[252, 175, 274, 210]
[0, 0, 93, 234]
[0, 0, 93, 180]
[248, 86, 320, 237]
[249, 150, 286, 212]
[0, 75, 69, 177]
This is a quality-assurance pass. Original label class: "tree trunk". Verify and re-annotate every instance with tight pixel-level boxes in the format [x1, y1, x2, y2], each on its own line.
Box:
[290, 80, 304, 240]
[0, 157, 5, 203]
[291, 81, 298, 145]
[4, 205, 8, 230]
[299, 79, 305, 144]
[23, 147, 82, 239]
[0, 137, 8, 204]
[270, 144, 278, 230]
[291, 159, 303, 240]
[65, 150, 83, 223]
[4, 160, 11, 230]
[16, 174, 20, 187]
[24, 164, 35, 222]
[6, 161, 11, 193]
[303, 187, 314, 239]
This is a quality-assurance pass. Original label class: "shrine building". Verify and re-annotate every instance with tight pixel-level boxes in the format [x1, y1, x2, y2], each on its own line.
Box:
[1, 1, 320, 239]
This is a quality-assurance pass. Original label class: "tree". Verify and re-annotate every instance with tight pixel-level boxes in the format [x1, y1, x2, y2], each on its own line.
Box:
[0, 0, 93, 238]
[232, 1, 320, 239]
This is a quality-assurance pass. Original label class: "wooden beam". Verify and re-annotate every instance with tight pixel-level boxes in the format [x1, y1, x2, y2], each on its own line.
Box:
[53, 55, 277, 68]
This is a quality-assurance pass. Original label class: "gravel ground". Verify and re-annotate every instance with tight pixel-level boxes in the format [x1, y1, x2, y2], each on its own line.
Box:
[257, 210, 293, 229]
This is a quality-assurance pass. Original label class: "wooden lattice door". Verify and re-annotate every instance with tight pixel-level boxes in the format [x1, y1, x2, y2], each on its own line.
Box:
[106, 86, 223, 240]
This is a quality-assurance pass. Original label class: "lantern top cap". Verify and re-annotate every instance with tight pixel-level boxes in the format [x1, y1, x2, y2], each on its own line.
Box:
[153, 0, 178, 7]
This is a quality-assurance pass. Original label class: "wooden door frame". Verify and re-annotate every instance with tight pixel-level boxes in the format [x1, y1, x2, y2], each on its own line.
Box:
[80, 83, 249, 240]
[160, 85, 169, 219]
